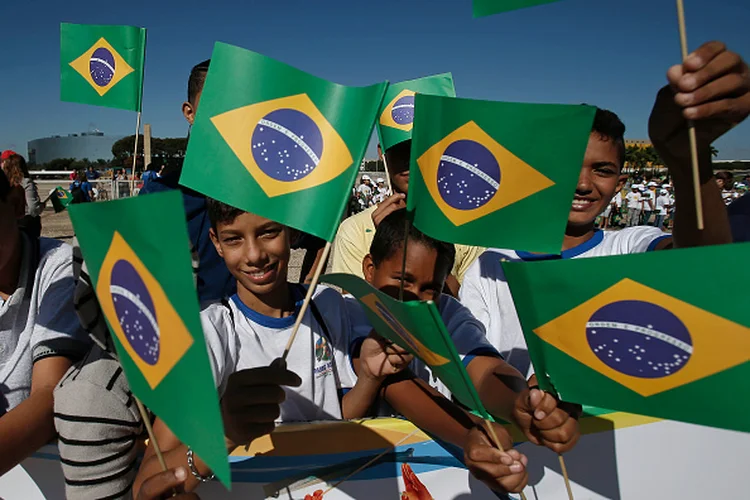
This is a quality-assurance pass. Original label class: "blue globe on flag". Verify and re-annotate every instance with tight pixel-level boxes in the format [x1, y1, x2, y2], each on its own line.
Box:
[437, 139, 500, 211]
[89, 47, 116, 87]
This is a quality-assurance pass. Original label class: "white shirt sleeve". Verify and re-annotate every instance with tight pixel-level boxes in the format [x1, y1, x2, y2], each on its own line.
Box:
[439, 295, 500, 364]
[611, 226, 671, 253]
[199, 304, 235, 395]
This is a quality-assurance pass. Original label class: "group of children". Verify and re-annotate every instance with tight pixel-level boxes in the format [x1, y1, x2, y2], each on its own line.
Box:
[0, 39, 746, 500]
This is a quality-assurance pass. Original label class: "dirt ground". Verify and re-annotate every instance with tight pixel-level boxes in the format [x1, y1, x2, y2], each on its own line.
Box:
[39, 207, 311, 282]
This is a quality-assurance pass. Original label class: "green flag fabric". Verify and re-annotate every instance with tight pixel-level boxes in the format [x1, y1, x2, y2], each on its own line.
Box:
[377, 73, 456, 152]
[503, 244, 750, 433]
[473, 0, 561, 17]
[69, 192, 231, 486]
[50, 186, 72, 213]
[60, 23, 146, 112]
[180, 42, 387, 242]
[322, 273, 491, 419]
[407, 93, 594, 253]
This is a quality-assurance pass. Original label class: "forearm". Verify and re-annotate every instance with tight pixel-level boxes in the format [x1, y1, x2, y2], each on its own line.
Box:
[342, 374, 384, 419]
[670, 151, 732, 247]
[475, 366, 527, 424]
[0, 389, 57, 475]
[382, 376, 474, 448]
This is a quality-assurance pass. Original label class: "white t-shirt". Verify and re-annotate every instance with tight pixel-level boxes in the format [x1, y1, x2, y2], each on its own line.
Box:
[345, 294, 500, 401]
[0, 236, 89, 413]
[357, 184, 372, 198]
[626, 192, 641, 209]
[655, 195, 671, 215]
[459, 227, 671, 377]
[200, 285, 356, 423]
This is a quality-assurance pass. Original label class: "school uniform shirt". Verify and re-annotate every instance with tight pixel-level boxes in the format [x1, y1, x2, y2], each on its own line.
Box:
[0, 236, 90, 414]
[331, 205, 484, 283]
[345, 294, 501, 401]
[459, 227, 671, 377]
[626, 191, 641, 209]
[200, 285, 356, 423]
[655, 195, 671, 215]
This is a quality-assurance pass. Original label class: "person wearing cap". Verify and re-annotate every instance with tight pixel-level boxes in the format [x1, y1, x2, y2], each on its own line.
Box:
[625, 184, 642, 226]
[654, 188, 672, 229]
[640, 183, 656, 225]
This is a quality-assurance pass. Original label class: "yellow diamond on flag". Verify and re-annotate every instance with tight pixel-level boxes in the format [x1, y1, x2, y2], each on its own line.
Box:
[380, 89, 416, 132]
[534, 278, 750, 397]
[361, 294, 450, 366]
[69, 38, 135, 97]
[416, 121, 554, 227]
[211, 93, 353, 198]
[97, 232, 194, 389]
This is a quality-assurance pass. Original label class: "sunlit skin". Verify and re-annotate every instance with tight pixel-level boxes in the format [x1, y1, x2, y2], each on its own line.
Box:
[209, 211, 293, 317]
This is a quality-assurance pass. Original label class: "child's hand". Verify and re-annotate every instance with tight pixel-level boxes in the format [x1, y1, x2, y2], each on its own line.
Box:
[464, 425, 528, 494]
[220, 359, 302, 448]
[136, 467, 201, 500]
[513, 386, 581, 454]
[359, 331, 413, 380]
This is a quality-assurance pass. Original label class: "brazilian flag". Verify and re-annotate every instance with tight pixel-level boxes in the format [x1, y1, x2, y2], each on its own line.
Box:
[503, 244, 750, 433]
[69, 192, 231, 487]
[473, 0, 561, 17]
[323, 273, 492, 420]
[377, 73, 455, 152]
[408, 93, 594, 253]
[180, 42, 387, 242]
[60, 23, 146, 112]
[50, 186, 72, 213]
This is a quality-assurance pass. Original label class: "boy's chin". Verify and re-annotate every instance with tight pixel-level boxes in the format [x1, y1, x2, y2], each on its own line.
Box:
[566, 214, 598, 230]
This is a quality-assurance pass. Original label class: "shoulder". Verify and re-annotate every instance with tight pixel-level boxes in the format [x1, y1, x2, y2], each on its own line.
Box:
[37, 238, 74, 277]
[311, 285, 347, 313]
[599, 227, 671, 254]
[338, 207, 375, 235]
[200, 301, 235, 329]
[464, 248, 517, 281]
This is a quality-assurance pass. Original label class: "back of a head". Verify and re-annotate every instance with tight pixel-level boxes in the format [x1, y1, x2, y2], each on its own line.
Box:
[370, 209, 455, 279]
[2, 155, 29, 186]
[188, 59, 211, 106]
[591, 107, 626, 168]
[716, 171, 734, 183]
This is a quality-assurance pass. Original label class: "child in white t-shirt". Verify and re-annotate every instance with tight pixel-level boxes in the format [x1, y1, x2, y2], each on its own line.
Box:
[461, 49, 741, 377]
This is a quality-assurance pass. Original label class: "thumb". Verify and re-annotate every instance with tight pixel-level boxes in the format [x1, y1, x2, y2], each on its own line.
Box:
[529, 388, 543, 409]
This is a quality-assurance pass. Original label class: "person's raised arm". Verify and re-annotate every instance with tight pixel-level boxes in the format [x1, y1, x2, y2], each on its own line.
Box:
[649, 41, 750, 249]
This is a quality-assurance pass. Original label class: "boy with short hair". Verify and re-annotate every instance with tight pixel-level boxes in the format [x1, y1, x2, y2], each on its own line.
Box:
[460, 41, 746, 377]
[134, 201, 529, 496]
[0, 169, 90, 475]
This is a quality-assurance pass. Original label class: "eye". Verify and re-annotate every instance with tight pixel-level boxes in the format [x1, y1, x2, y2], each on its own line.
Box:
[222, 236, 241, 245]
[260, 227, 282, 239]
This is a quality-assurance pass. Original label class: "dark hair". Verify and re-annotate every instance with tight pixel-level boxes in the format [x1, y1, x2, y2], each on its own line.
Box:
[716, 171, 734, 182]
[370, 209, 455, 281]
[188, 59, 210, 105]
[206, 197, 245, 230]
[591, 107, 626, 168]
[0, 168, 10, 201]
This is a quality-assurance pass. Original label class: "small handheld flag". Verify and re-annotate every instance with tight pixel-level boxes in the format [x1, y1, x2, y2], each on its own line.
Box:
[376, 74, 456, 152]
[69, 191, 231, 486]
[408, 93, 595, 253]
[50, 186, 72, 213]
[180, 42, 387, 243]
[503, 244, 750, 433]
[61, 23, 146, 112]
[473, 0, 561, 17]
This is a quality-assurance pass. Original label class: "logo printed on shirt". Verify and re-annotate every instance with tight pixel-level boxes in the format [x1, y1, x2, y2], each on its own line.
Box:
[314, 336, 333, 378]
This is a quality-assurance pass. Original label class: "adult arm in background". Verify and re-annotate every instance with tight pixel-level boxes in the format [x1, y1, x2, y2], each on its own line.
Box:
[649, 41, 750, 249]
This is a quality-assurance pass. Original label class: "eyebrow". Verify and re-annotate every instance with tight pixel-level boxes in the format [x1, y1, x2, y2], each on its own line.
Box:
[592, 161, 619, 168]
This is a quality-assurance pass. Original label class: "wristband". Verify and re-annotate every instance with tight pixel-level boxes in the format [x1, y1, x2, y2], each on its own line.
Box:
[186, 447, 215, 483]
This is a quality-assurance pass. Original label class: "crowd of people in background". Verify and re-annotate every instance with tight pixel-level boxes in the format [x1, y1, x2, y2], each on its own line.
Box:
[348, 173, 391, 215]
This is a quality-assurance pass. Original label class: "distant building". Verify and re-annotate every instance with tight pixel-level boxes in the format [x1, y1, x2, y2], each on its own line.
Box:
[625, 139, 652, 149]
[27, 131, 125, 166]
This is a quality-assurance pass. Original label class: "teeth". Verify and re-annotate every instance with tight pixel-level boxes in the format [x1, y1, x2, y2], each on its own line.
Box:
[572, 199, 592, 208]
[250, 270, 268, 278]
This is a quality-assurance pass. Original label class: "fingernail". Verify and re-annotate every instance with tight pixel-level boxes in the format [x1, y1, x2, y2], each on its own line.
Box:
[686, 53, 701, 66]
[175, 467, 187, 480]
[500, 454, 513, 465]
[535, 409, 546, 420]
[510, 463, 523, 473]
[684, 107, 698, 119]
[679, 92, 694, 105]
[681, 75, 696, 89]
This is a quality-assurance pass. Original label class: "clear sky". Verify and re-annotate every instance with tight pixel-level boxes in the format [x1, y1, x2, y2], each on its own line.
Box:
[0, 0, 748, 160]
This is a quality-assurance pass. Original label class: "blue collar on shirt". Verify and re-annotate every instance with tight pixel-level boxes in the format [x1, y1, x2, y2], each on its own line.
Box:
[230, 286, 305, 329]
[516, 229, 604, 261]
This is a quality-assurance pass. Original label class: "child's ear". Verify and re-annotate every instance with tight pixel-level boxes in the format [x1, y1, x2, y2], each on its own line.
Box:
[209, 227, 223, 257]
[615, 174, 628, 194]
[182, 101, 196, 126]
[362, 254, 375, 283]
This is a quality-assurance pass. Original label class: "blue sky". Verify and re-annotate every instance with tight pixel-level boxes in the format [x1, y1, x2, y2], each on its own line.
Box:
[0, 0, 748, 160]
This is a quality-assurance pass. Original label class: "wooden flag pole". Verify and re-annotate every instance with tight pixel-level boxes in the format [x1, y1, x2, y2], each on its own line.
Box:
[134, 396, 169, 472]
[130, 111, 142, 196]
[381, 150, 394, 195]
[559, 454, 575, 500]
[281, 241, 332, 361]
[676, 0, 705, 230]
[322, 428, 421, 495]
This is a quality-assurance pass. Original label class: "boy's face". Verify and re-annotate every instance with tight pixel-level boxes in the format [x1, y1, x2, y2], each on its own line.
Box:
[384, 141, 411, 195]
[568, 133, 627, 228]
[209, 212, 291, 298]
[363, 242, 446, 303]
